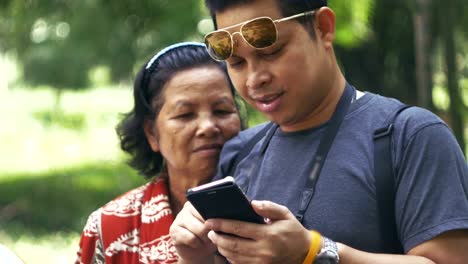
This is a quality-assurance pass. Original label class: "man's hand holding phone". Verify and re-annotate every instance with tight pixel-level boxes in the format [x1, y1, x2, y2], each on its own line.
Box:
[203, 200, 311, 264]
[170, 176, 261, 263]
[185, 176, 265, 224]
[170, 177, 311, 264]
[169, 202, 218, 264]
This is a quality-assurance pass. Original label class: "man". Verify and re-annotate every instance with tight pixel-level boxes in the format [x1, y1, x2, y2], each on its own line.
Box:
[170, 0, 468, 263]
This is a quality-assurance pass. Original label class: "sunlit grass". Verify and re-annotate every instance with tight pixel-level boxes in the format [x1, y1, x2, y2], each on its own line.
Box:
[0, 85, 145, 263]
[0, 162, 145, 263]
[0, 229, 79, 263]
[0, 86, 134, 173]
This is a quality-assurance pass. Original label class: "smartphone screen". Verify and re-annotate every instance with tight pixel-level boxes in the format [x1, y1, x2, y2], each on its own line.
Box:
[186, 177, 264, 224]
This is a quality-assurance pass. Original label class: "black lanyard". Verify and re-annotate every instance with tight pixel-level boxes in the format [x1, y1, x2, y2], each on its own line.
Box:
[247, 84, 354, 224]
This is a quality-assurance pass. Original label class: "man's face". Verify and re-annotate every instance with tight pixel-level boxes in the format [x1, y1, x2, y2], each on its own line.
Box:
[215, 0, 334, 132]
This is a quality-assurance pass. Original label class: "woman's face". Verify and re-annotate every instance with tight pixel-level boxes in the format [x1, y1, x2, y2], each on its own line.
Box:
[145, 66, 241, 182]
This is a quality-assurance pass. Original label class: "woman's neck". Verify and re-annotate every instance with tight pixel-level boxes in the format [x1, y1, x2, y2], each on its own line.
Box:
[167, 169, 211, 215]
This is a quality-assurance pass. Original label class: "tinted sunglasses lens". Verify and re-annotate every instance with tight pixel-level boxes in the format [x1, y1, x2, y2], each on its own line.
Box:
[205, 31, 232, 60]
[242, 18, 277, 48]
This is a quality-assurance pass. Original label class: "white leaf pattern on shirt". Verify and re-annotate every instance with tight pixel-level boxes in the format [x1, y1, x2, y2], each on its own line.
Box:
[139, 234, 177, 263]
[101, 184, 148, 217]
[142, 194, 172, 224]
[83, 209, 101, 237]
[79, 179, 177, 263]
[105, 229, 140, 256]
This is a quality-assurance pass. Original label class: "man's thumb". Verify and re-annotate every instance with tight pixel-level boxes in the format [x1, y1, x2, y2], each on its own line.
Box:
[251, 200, 292, 221]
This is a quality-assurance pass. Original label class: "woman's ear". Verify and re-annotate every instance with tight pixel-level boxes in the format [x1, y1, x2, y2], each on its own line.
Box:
[315, 7, 336, 49]
[143, 120, 160, 152]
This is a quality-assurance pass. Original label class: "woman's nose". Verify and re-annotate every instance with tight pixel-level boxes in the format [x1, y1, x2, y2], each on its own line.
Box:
[196, 116, 220, 137]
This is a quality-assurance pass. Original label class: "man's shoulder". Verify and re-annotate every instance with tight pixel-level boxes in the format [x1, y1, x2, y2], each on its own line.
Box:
[216, 122, 272, 179]
[239, 122, 272, 139]
[358, 92, 444, 129]
[225, 122, 272, 148]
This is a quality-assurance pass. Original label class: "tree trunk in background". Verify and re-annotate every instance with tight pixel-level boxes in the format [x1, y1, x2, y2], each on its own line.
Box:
[414, 0, 432, 109]
[441, 1, 466, 154]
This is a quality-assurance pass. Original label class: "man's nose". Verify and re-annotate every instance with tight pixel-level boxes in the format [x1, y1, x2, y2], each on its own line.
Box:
[246, 67, 272, 90]
[231, 33, 273, 90]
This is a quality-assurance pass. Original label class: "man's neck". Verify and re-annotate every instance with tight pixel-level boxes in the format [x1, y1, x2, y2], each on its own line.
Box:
[280, 73, 347, 132]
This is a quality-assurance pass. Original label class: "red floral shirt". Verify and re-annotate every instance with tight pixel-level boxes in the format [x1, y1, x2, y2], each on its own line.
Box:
[75, 177, 177, 264]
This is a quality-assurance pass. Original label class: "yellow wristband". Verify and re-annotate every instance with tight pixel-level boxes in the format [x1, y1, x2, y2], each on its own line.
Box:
[302, 230, 322, 264]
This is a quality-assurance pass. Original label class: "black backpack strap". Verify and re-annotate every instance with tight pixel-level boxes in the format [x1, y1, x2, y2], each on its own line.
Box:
[225, 122, 275, 177]
[373, 104, 412, 253]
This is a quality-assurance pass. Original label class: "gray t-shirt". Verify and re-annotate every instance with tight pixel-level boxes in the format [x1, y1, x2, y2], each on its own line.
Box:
[215, 91, 468, 253]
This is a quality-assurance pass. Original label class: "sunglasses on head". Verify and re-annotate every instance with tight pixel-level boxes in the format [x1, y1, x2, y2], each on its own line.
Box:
[204, 10, 316, 61]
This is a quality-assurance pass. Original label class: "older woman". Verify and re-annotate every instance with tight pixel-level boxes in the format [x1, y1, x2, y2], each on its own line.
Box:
[75, 42, 242, 264]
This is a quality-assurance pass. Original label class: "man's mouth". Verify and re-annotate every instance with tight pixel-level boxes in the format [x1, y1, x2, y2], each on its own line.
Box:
[252, 92, 284, 113]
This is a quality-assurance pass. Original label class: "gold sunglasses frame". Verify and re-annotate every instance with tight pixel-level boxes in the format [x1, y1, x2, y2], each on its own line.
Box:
[204, 10, 316, 61]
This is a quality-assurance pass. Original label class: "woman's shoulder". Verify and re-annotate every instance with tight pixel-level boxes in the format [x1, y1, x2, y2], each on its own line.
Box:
[80, 183, 150, 236]
[99, 178, 167, 217]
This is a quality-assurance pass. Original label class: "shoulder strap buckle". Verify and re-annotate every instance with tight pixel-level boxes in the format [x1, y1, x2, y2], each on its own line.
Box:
[374, 124, 394, 139]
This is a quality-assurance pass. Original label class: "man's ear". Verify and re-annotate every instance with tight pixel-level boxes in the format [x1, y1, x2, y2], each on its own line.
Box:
[315, 7, 336, 49]
[143, 120, 160, 152]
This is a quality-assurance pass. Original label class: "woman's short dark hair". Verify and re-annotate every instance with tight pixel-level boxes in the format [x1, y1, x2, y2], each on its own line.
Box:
[117, 42, 242, 179]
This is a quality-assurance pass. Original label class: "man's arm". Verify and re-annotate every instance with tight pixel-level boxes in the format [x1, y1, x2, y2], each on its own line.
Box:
[337, 229, 468, 264]
[408, 230, 468, 263]
[205, 201, 468, 264]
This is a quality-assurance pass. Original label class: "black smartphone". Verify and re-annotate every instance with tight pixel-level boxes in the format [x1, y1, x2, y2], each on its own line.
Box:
[186, 176, 265, 224]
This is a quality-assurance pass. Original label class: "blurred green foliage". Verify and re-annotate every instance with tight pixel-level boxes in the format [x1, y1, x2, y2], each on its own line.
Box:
[0, 162, 145, 236]
[330, 0, 374, 47]
[0, 0, 203, 89]
[33, 110, 86, 130]
[333, 0, 467, 149]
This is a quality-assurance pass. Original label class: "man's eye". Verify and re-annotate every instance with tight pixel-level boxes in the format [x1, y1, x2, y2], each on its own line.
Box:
[262, 47, 282, 57]
[229, 61, 243, 67]
[227, 57, 245, 68]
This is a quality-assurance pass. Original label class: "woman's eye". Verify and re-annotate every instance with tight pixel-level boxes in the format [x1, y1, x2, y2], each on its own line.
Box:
[174, 113, 194, 119]
[214, 110, 227, 115]
[214, 109, 234, 116]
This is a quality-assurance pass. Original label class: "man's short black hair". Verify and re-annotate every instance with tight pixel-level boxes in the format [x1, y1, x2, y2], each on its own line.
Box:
[205, 0, 327, 29]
